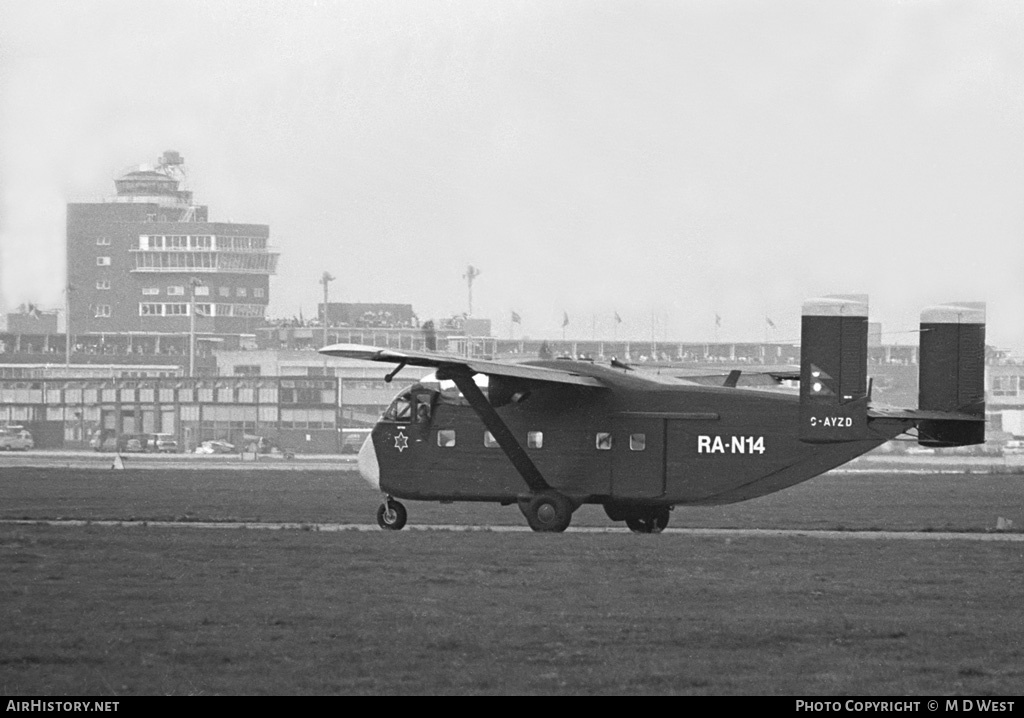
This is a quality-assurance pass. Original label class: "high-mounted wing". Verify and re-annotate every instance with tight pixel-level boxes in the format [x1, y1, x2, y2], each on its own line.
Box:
[675, 368, 799, 388]
[318, 343, 606, 388]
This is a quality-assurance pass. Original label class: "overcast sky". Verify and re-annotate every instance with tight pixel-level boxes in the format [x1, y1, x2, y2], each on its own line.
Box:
[1, 0, 1022, 351]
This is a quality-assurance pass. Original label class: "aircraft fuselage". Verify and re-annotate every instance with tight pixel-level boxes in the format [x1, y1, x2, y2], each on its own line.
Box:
[363, 361, 901, 507]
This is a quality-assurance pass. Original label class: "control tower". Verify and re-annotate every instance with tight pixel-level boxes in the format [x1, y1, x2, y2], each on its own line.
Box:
[66, 151, 278, 342]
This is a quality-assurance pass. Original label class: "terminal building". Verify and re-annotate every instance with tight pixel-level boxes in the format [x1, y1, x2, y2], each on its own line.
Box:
[0, 151, 1021, 452]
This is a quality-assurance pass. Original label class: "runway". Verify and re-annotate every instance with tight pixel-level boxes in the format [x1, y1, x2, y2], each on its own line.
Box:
[3, 518, 1023, 541]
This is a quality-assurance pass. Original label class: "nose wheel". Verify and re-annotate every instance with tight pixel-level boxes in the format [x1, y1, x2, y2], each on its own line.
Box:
[376, 497, 408, 530]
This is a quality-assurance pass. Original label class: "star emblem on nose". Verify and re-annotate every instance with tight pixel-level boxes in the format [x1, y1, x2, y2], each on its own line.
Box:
[394, 432, 409, 452]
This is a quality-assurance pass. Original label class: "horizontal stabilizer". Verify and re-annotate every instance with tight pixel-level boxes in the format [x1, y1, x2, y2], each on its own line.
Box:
[867, 407, 985, 423]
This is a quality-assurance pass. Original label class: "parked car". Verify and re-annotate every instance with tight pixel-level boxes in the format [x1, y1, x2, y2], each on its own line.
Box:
[0, 426, 34, 451]
[117, 434, 152, 453]
[1004, 440, 1024, 455]
[90, 430, 118, 452]
[195, 440, 235, 454]
[152, 433, 179, 453]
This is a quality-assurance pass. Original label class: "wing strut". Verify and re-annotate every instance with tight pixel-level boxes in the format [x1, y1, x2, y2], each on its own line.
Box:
[445, 371, 552, 494]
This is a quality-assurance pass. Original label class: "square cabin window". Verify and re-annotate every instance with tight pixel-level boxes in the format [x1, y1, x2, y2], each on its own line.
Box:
[596, 432, 613, 450]
[483, 431, 499, 448]
[630, 433, 646, 451]
[437, 429, 456, 448]
[527, 431, 543, 449]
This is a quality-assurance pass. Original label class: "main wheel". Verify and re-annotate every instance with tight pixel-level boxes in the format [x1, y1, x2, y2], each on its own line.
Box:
[376, 499, 408, 530]
[520, 492, 574, 533]
[626, 507, 670, 534]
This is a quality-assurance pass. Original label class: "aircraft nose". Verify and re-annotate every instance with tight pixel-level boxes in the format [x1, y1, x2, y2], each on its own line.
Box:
[357, 434, 380, 490]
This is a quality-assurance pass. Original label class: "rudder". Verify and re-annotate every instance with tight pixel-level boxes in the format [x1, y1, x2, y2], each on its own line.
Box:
[917, 302, 986, 447]
[799, 295, 872, 443]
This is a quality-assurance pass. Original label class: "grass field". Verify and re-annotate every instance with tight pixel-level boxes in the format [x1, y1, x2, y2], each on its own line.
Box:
[2, 466, 1023, 695]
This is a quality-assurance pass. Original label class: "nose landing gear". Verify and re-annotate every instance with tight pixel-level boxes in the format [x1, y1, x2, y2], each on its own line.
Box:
[376, 496, 408, 530]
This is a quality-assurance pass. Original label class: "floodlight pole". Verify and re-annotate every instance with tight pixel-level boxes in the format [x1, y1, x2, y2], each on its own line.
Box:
[320, 271, 335, 349]
[188, 277, 203, 377]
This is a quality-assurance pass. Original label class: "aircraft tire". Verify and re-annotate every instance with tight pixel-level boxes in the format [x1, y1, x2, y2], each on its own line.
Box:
[376, 500, 408, 530]
[522, 492, 574, 533]
[626, 507, 670, 534]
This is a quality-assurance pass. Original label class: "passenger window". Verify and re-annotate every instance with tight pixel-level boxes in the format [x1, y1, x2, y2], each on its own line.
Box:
[527, 431, 543, 449]
[437, 430, 456, 447]
[483, 431, 499, 448]
[596, 432, 613, 450]
[630, 433, 646, 451]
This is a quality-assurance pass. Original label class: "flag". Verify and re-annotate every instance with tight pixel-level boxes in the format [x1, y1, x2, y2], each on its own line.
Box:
[511, 311, 521, 324]
[715, 313, 721, 328]
[562, 311, 569, 328]
[765, 316, 775, 329]
[614, 311, 622, 324]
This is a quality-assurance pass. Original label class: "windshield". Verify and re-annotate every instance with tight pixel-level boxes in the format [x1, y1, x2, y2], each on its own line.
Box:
[382, 385, 438, 423]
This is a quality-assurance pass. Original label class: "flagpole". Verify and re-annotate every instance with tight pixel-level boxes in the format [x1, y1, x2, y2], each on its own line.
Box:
[64, 283, 72, 368]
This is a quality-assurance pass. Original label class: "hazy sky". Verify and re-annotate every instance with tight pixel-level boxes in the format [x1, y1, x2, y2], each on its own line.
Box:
[1, 0, 1022, 351]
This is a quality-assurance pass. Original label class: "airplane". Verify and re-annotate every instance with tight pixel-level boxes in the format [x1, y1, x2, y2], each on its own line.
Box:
[320, 296, 986, 533]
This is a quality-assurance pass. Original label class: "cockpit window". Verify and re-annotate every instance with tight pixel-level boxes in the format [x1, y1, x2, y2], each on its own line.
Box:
[384, 393, 413, 421]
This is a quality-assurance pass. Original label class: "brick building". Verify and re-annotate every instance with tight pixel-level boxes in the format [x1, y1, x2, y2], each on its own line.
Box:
[66, 151, 278, 352]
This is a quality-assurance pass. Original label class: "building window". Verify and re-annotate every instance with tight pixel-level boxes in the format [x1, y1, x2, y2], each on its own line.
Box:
[96, 280, 110, 290]
[527, 431, 543, 449]
[140, 303, 162, 316]
[95, 236, 110, 246]
[219, 287, 230, 297]
[142, 287, 159, 296]
[195, 304, 213, 317]
[596, 432, 613, 450]
[236, 287, 247, 297]
[167, 286, 184, 296]
[992, 376, 1021, 397]
[165, 304, 188, 316]
[437, 430, 456, 447]
[254, 288, 265, 298]
[484, 431, 499, 448]
[194, 286, 209, 296]
[94, 305, 111, 318]
[96, 257, 111, 266]
[234, 365, 261, 376]
[629, 433, 646, 451]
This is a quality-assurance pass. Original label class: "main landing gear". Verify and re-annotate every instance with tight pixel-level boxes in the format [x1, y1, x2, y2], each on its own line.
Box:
[625, 507, 671, 534]
[518, 492, 575, 532]
[604, 503, 672, 534]
[376, 497, 408, 530]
